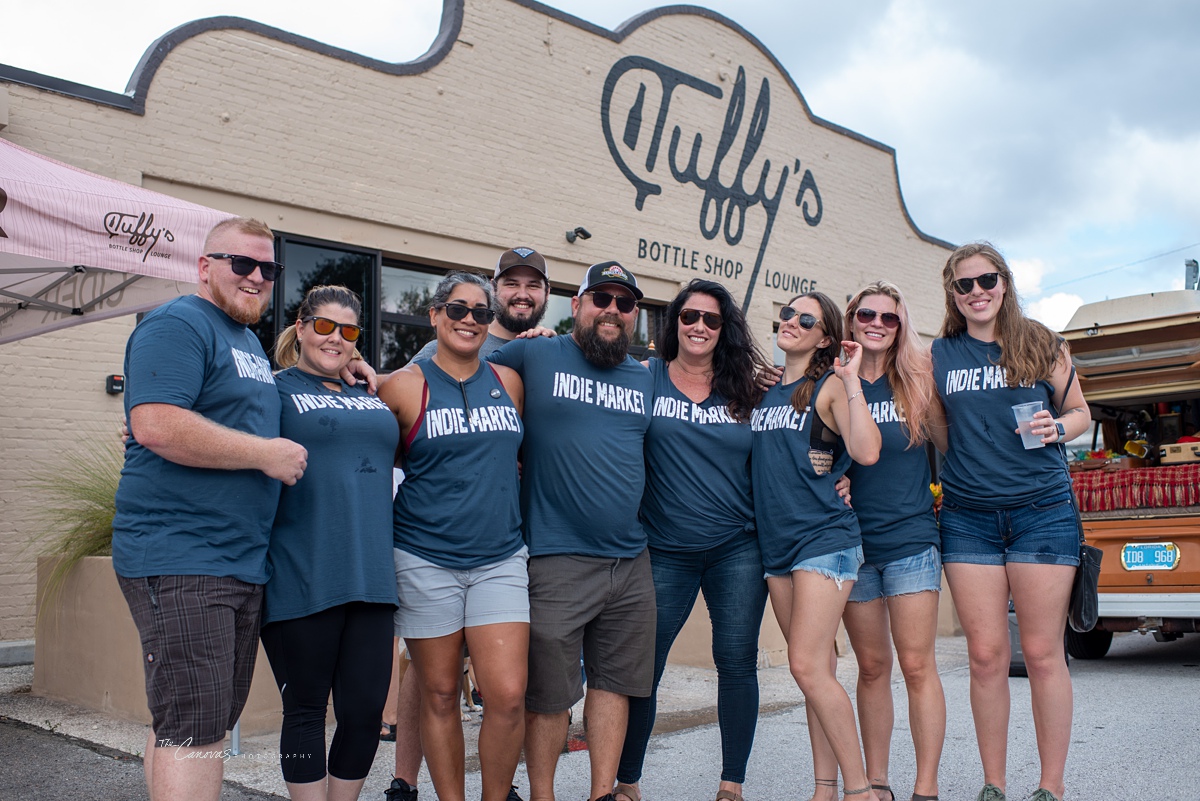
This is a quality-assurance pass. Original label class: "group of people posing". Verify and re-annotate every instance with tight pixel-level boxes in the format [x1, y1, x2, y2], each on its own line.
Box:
[112, 216, 1089, 801]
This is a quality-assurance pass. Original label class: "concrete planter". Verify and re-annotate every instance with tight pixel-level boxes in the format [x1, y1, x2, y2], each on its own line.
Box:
[33, 555, 282, 735]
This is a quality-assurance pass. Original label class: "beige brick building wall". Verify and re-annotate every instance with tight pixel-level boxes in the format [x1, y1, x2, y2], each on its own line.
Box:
[0, 0, 952, 642]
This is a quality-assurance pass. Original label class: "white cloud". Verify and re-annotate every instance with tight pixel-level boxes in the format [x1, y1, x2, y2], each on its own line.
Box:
[1008, 257, 1046, 297]
[1027, 292, 1085, 332]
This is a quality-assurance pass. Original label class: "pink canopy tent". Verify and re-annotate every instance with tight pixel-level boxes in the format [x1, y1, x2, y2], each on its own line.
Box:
[0, 138, 230, 344]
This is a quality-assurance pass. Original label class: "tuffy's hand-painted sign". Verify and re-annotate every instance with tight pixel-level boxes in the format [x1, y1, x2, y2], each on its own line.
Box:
[601, 56, 822, 311]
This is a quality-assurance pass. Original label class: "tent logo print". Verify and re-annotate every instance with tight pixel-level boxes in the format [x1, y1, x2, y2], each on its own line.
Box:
[103, 211, 175, 262]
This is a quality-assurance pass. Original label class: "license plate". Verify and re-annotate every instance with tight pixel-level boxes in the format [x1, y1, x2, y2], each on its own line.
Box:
[1121, 542, 1180, 571]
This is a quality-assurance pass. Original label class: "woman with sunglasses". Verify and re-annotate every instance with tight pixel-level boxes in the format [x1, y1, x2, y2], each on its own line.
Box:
[805, 282, 944, 801]
[752, 292, 881, 801]
[614, 279, 770, 801]
[378, 271, 528, 801]
[261, 284, 401, 801]
[931, 244, 1087, 801]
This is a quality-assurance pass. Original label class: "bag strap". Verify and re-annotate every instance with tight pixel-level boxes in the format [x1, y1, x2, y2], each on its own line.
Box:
[1055, 365, 1087, 548]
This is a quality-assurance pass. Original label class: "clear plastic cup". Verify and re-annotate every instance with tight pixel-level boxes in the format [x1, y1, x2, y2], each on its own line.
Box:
[1012, 401, 1045, 450]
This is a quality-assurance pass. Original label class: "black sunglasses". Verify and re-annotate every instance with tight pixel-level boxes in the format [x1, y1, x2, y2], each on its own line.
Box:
[302, 315, 362, 342]
[779, 306, 821, 330]
[854, 308, 901, 329]
[678, 308, 724, 330]
[585, 290, 638, 314]
[437, 302, 496, 325]
[951, 272, 1001, 295]
[206, 253, 285, 282]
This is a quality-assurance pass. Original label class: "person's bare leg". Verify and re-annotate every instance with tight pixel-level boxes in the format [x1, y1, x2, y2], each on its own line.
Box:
[143, 731, 157, 801]
[769, 576, 839, 801]
[393, 655, 424, 785]
[525, 710, 570, 801]
[152, 739, 226, 801]
[886, 591, 944, 799]
[786, 570, 875, 800]
[407, 633, 470, 801]
[382, 637, 401, 732]
[465, 622, 530, 801]
[1009, 563, 1074, 801]
[582, 688, 628, 801]
[944, 564, 1011, 794]
[843, 599, 894, 799]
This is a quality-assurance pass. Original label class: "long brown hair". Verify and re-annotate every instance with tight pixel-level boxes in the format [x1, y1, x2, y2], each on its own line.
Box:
[274, 285, 363, 369]
[845, 281, 934, 448]
[940, 242, 1062, 386]
[788, 291, 843, 415]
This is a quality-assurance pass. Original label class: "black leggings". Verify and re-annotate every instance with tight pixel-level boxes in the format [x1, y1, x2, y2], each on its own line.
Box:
[260, 602, 394, 783]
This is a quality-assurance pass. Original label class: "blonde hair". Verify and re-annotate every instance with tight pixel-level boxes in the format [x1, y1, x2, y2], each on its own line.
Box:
[274, 285, 363, 369]
[845, 281, 934, 448]
[939, 242, 1062, 387]
[203, 217, 274, 252]
[787, 291, 843, 415]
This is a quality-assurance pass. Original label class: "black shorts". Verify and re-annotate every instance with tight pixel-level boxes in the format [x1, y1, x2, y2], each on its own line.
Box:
[525, 550, 656, 714]
[117, 574, 262, 747]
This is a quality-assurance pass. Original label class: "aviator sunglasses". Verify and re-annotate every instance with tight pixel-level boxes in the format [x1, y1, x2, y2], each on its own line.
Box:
[678, 308, 724, 330]
[437, 302, 497, 325]
[778, 306, 822, 330]
[206, 253, 285, 282]
[584, 290, 638, 314]
[302, 316, 362, 342]
[854, 308, 901, 329]
[951, 272, 1001, 295]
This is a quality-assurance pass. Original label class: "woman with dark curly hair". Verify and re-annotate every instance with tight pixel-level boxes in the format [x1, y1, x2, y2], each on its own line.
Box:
[752, 291, 881, 801]
[614, 279, 770, 801]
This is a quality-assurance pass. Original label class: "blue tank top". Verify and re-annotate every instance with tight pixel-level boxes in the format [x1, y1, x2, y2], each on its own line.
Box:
[932, 334, 1070, 508]
[844, 375, 939, 565]
[264, 368, 400, 624]
[393, 359, 524, 569]
[751, 372, 860, 575]
[640, 358, 755, 552]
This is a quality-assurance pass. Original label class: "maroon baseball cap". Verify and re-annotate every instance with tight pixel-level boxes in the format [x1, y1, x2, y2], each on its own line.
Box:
[494, 247, 548, 280]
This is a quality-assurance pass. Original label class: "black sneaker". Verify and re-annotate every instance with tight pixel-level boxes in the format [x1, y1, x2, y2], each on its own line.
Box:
[385, 777, 418, 801]
[506, 787, 524, 801]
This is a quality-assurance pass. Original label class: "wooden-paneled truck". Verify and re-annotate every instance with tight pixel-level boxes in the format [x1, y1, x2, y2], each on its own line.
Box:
[1061, 290, 1200, 658]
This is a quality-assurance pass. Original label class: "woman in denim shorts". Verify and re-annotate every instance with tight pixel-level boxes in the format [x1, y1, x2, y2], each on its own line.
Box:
[751, 291, 882, 801]
[807, 282, 946, 801]
[930, 243, 1089, 801]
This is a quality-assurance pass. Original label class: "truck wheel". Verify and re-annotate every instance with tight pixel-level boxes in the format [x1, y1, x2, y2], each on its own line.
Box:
[1066, 628, 1113, 659]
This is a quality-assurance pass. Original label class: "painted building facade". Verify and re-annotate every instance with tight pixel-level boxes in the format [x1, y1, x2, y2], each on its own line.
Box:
[0, 0, 951, 648]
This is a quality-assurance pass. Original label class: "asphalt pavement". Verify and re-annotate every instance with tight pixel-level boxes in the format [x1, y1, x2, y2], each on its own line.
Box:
[2, 632, 1196, 800]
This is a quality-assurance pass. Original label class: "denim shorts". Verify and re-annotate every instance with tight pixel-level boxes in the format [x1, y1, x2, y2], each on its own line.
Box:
[779, 544, 864, 589]
[939, 490, 1081, 567]
[393, 545, 529, 639]
[848, 545, 942, 602]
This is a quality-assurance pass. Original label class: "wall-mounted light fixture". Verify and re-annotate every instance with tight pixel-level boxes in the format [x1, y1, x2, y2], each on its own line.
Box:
[565, 226, 591, 244]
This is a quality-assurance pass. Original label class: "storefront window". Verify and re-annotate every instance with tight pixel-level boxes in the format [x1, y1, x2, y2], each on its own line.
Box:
[378, 262, 441, 371]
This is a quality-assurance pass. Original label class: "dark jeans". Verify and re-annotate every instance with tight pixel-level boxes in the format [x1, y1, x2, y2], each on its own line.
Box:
[617, 532, 768, 784]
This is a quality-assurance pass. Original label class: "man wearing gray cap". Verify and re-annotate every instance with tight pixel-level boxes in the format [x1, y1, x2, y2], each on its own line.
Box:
[407, 246, 550, 364]
[488, 261, 656, 801]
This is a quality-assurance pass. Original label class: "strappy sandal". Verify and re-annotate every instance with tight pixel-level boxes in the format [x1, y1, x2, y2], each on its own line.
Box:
[911, 795, 939, 801]
[872, 784, 894, 801]
[715, 791, 744, 801]
[613, 783, 641, 801]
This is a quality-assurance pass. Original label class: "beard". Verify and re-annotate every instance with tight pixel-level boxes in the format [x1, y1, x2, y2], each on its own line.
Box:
[575, 315, 631, 368]
[209, 280, 268, 325]
[496, 298, 548, 334]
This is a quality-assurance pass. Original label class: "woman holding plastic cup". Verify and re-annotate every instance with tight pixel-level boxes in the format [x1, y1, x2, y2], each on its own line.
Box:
[930, 243, 1089, 801]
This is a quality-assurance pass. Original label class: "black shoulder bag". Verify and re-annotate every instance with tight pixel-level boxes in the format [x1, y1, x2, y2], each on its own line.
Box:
[1057, 366, 1103, 633]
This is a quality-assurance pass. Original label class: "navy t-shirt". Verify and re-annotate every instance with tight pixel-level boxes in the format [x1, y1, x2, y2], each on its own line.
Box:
[641, 358, 755, 552]
[489, 336, 652, 558]
[113, 295, 282, 583]
[393, 360, 524, 569]
[750, 372, 859, 575]
[263, 368, 400, 624]
[844, 375, 939, 565]
[932, 334, 1071, 508]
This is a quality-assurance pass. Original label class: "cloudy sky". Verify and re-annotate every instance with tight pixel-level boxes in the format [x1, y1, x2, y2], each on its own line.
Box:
[5, 0, 1198, 330]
